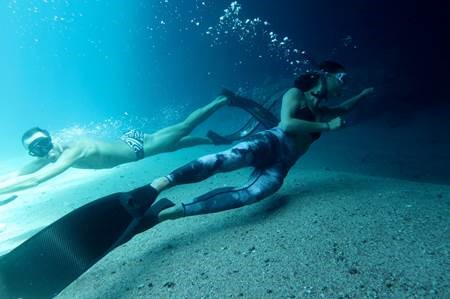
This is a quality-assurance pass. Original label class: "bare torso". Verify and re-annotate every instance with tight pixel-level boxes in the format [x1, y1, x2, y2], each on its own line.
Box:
[68, 139, 136, 169]
[288, 131, 315, 157]
[280, 92, 322, 158]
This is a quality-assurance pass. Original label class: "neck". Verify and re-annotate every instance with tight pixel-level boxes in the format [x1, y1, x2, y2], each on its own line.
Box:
[48, 143, 64, 159]
[304, 83, 323, 110]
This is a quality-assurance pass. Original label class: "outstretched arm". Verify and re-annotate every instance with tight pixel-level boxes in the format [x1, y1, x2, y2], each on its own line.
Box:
[0, 159, 50, 182]
[319, 87, 374, 120]
[0, 149, 81, 195]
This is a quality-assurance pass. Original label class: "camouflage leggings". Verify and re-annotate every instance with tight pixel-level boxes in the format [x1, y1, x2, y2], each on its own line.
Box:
[166, 128, 295, 216]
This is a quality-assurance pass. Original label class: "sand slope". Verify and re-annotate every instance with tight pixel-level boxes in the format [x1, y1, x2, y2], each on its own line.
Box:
[51, 162, 449, 298]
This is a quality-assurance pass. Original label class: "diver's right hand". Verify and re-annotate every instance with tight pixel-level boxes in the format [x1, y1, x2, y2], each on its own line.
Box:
[327, 117, 345, 131]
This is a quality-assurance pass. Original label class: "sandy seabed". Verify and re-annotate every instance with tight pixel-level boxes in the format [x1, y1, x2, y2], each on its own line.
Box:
[57, 168, 449, 298]
[1, 122, 449, 298]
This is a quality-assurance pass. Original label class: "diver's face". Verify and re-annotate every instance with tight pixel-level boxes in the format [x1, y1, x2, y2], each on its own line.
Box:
[326, 72, 347, 98]
[309, 95, 320, 107]
[23, 132, 55, 159]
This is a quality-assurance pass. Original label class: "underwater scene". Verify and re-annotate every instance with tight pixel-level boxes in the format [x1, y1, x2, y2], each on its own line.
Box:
[0, 0, 449, 298]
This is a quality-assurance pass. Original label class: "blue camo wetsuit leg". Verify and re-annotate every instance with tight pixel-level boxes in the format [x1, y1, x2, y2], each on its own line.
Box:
[165, 127, 300, 216]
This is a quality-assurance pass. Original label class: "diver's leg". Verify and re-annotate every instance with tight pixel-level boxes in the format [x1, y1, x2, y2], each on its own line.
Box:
[166, 136, 212, 152]
[147, 141, 258, 220]
[158, 164, 285, 221]
[151, 140, 257, 193]
[143, 96, 228, 156]
[150, 129, 276, 192]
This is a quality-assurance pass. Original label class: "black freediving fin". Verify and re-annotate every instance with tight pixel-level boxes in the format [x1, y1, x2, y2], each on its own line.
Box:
[0, 185, 173, 299]
[206, 117, 262, 145]
[0, 195, 18, 207]
[207, 89, 280, 144]
[110, 197, 175, 249]
[221, 88, 279, 128]
[207, 130, 234, 145]
[135, 198, 175, 235]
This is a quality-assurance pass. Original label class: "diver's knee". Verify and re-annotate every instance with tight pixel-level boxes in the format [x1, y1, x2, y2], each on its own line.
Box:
[198, 153, 219, 165]
[176, 120, 193, 135]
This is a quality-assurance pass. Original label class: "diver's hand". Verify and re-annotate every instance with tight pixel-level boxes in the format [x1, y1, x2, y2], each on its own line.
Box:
[360, 87, 375, 98]
[327, 116, 345, 131]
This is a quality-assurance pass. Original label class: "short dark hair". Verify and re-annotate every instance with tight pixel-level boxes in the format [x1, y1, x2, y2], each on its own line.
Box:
[22, 127, 50, 145]
[319, 60, 345, 74]
[294, 72, 321, 92]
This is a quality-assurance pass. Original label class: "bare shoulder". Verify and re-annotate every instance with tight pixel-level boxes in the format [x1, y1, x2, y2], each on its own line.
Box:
[283, 87, 302, 98]
[283, 87, 306, 106]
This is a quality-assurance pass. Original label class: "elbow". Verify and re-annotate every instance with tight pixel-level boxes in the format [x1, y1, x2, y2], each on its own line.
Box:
[279, 121, 290, 131]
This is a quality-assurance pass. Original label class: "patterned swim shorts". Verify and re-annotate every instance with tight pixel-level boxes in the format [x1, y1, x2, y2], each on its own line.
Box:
[121, 129, 145, 160]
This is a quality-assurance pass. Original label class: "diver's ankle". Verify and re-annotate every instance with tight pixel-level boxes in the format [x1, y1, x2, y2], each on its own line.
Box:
[213, 95, 229, 107]
[150, 176, 171, 193]
[158, 205, 184, 222]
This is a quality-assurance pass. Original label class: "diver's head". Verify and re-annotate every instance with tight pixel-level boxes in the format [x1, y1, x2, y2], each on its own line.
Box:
[294, 72, 322, 106]
[318, 60, 347, 98]
[294, 60, 347, 103]
[22, 127, 58, 160]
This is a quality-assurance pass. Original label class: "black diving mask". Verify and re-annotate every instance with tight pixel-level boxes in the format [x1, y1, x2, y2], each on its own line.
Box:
[28, 137, 54, 157]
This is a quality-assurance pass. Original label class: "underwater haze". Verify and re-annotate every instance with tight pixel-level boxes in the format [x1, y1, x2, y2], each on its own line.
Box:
[0, 0, 449, 158]
[0, 0, 449, 298]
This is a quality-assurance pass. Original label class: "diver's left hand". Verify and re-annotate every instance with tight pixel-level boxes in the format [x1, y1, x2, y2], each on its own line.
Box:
[360, 87, 375, 98]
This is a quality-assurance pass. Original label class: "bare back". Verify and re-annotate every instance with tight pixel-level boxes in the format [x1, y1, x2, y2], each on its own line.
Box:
[69, 139, 137, 169]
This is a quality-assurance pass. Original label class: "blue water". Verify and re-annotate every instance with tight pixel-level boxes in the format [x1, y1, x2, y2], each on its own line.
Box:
[1, 0, 448, 158]
[0, 1, 449, 298]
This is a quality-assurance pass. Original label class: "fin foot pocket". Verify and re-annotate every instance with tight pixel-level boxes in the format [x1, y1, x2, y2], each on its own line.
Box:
[120, 185, 158, 217]
[135, 198, 175, 234]
[207, 130, 233, 145]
